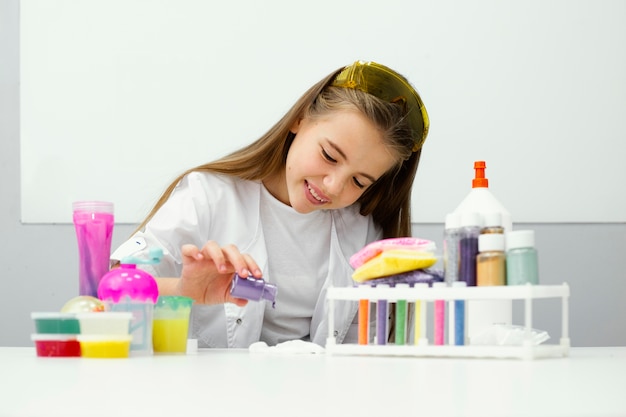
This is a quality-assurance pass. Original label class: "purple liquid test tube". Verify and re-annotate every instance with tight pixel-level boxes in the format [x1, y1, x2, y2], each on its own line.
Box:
[230, 274, 277, 308]
[376, 284, 390, 345]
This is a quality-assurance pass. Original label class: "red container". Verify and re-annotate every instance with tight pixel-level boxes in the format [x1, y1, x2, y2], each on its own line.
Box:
[31, 334, 81, 357]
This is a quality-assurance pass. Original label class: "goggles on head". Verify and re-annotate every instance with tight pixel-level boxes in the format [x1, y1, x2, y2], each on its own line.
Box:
[331, 61, 429, 152]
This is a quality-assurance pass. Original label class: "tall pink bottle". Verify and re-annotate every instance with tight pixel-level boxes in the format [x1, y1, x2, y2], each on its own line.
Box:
[72, 201, 114, 298]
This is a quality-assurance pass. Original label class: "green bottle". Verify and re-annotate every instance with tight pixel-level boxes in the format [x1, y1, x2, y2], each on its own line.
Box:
[506, 230, 539, 285]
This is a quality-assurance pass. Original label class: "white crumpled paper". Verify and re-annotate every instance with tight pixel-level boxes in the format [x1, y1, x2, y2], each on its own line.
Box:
[249, 340, 325, 354]
[470, 324, 550, 346]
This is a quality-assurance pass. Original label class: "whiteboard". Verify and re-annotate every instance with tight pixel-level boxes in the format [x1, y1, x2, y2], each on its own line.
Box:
[20, 0, 626, 224]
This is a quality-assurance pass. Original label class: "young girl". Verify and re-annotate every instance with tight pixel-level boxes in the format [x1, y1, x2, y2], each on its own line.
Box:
[111, 61, 429, 348]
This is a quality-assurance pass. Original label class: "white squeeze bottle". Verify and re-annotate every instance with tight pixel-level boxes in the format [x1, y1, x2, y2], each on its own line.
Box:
[453, 161, 512, 232]
[452, 161, 512, 342]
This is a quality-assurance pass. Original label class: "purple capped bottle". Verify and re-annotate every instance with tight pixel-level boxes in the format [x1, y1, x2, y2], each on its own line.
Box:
[230, 274, 277, 308]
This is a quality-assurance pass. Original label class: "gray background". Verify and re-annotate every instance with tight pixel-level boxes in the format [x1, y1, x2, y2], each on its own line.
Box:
[2, 0, 625, 347]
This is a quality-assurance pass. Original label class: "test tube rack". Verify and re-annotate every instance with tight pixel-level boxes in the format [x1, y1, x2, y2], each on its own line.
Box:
[325, 283, 570, 360]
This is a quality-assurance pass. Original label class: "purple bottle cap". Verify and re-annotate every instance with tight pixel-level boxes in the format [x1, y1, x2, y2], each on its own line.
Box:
[230, 274, 277, 308]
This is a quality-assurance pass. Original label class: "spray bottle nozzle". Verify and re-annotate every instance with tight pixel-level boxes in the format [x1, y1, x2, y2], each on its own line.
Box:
[120, 247, 163, 266]
[472, 161, 489, 188]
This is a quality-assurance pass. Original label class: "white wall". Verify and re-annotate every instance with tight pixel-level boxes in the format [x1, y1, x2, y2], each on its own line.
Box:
[19, 0, 626, 224]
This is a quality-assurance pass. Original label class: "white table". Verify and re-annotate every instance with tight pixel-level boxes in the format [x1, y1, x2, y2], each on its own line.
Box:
[1, 347, 624, 417]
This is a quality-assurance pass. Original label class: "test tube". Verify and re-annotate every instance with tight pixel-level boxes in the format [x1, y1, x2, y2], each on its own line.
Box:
[376, 284, 390, 345]
[358, 285, 370, 345]
[395, 283, 409, 345]
[453, 281, 467, 345]
[413, 283, 428, 345]
[433, 282, 446, 345]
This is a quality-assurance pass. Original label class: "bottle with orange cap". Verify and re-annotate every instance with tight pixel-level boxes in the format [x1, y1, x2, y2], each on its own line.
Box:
[450, 160, 512, 341]
[453, 161, 512, 232]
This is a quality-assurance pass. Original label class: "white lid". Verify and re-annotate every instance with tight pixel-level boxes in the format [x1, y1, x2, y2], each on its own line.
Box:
[77, 334, 133, 342]
[186, 338, 198, 354]
[31, 334, 78, 341]
[445, 212, 461, 229]
[432, 282, 447, 288]
[506, 230, 535, 250]
[478, 233, 505, 252]
[452, 281, 467, 288]
[482, 211, 502, 227]
[460, 211, 482, 227]
[31, 312, 77, 319]
[76, 312, 133, 320]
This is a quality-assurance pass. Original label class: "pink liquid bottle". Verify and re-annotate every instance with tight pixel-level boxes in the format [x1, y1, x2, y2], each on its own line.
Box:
[72, 201, 114, 298]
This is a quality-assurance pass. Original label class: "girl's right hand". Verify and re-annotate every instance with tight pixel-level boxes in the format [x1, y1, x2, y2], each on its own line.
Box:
[177, 242, 263, 306]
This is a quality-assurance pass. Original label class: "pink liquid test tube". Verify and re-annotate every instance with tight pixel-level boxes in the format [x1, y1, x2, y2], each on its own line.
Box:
[433, 282, 446, 345]
[73, 201, 114, 298]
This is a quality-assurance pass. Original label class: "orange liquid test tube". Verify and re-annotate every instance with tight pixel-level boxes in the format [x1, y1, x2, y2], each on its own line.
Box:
[358, 285, 370, 345]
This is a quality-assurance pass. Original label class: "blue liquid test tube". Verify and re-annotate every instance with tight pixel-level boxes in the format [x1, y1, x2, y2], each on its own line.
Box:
[452, 281, 467, 345]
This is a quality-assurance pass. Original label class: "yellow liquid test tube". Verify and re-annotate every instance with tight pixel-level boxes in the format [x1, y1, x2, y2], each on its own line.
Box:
[413, 283, 429, 345]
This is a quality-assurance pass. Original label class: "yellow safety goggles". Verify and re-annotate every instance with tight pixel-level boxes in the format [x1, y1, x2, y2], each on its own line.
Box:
[331, 61, 429, 152]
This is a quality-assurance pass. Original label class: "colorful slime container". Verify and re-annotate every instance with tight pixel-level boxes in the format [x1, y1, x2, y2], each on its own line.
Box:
[77, 335, 132, 358]
[152, 296, 193, 354]
[31, 312, 80, 334]
[72, 201, 114, 298]
[98, 261, 159, 355]
[31, 334, 81, 357]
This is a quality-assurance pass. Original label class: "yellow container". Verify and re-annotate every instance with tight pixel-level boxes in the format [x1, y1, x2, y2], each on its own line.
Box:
[153, 318, 190, 353]
[77, 335, 132, 358]
[152, 296, 193, 354]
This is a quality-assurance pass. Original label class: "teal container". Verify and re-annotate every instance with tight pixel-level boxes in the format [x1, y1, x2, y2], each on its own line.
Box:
[31, 312, 81, 334]
[506, 230, 539, 285]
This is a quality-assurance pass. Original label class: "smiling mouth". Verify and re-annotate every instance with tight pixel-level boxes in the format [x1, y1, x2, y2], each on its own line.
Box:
[307, 182, 329, 203]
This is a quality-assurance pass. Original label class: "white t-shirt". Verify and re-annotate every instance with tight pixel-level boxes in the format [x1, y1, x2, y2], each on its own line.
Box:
[259, 184, 331, 345]
[111, 172, 383, 347]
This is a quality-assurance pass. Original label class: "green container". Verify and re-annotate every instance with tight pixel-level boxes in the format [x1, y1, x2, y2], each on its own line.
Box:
[31, 312, 81, 334]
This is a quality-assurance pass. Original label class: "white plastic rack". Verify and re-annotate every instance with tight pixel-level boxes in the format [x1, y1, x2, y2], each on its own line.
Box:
[325, 283, 570, 360]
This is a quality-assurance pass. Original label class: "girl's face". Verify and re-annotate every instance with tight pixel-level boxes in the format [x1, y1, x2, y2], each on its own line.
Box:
[265, 109, 398, 214]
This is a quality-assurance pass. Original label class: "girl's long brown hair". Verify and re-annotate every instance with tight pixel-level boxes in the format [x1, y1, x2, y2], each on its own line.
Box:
[134, 66, 423, 238]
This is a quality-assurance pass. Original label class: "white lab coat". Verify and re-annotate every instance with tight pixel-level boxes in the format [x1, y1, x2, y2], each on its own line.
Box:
[112, 171, 382, 347]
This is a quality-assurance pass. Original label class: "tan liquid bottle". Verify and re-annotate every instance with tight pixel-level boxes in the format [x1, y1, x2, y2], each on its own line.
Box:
[476, 233, 506, 286]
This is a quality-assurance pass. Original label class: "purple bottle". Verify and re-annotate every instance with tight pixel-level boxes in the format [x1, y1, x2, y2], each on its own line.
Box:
[458, 211, 481, 286]
[230, 274, 277, 308]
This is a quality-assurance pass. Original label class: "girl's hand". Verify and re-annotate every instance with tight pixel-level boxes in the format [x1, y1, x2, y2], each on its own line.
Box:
[177, 241, 263, 306]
